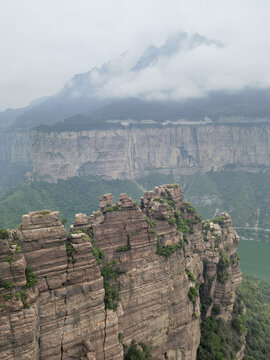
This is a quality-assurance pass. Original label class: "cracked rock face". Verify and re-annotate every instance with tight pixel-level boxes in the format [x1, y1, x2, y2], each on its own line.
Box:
[30, 124, 270, 182]
[0, 184, 243, 359]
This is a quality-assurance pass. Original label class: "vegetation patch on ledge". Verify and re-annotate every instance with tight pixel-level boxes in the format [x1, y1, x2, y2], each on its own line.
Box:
[156, 240, 184, 258]
[123, 340, 152, 360]
[0, 229, 9, 239]
[116, 245, 131, 253]
[188, 286, 199, 304]
[101, 260, 124, 311]
[91, 240, 124, 312]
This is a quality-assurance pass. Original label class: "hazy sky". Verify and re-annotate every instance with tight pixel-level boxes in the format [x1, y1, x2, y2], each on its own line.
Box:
[0, 0, 270, 110]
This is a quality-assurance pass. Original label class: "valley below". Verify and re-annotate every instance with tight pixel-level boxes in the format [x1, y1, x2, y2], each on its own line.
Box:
[1, 122, 270, 359]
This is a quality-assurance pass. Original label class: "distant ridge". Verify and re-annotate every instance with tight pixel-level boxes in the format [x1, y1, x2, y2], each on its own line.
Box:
[3, 31, 270, 131]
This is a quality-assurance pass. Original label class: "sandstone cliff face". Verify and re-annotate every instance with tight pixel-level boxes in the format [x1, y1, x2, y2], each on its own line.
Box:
[1, 123, 270, 183]
[30, 123, 270, 182]
[0, 184, 243, 359]
[0, 131, 31, 166]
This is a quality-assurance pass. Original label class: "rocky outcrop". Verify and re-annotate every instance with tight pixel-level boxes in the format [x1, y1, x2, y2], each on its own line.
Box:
[30, 123, 270, 182]
[0, 184, 244, 359]
[0, 211, 122, 359]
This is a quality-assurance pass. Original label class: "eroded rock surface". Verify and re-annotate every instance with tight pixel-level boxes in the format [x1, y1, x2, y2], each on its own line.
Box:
[0, 184, 244, 359]
[31, 124, 270, 182]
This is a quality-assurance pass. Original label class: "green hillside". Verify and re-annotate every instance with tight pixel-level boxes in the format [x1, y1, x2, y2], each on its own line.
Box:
[237, 274, 270, 359]
[1, 170, 270, 243]
[198, 274, 270, 360]
[0, 177, 143, 229]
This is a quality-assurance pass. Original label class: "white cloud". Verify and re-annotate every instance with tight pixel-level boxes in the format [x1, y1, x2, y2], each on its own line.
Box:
[0, 0, 270, 109]
[97, 37, 270, 100]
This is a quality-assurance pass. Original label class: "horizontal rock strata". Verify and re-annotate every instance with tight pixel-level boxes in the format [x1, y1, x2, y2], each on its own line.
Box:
[30, 124, 270, 182]
[0, 184, 243, 359]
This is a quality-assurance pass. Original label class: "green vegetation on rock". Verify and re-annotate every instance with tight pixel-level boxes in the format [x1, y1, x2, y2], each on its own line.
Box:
[217, 250, 231, 284]
[198, 274, 270, 360]
[237, 274, 270, 359]
[0, 229, 9, 239]
[197, 316, 243, 360]
[0, 278, 15, 291]
[25, 266, 38, 288]
[145, 216, 156, 228]
[92, 246, 106, 264]
[124, 340, 152, 360]
[188, 287, 199, 304]
[101, 261, 124, 311]
[185, 268, 196, 282]
[156, 241, 184, 258]
[116, 245, 131, 253]
[91, 242, 123, 312]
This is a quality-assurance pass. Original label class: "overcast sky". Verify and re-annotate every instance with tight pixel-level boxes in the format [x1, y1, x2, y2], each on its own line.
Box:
[0, 0, 270, 110]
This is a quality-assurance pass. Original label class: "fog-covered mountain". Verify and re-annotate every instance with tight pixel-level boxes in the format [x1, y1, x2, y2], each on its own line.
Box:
[1, 31, 270, 130]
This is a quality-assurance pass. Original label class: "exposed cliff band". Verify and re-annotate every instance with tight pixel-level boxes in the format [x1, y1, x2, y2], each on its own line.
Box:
[0, 184, 244, 359]
[1, 123, 270, 184]
[30, 124, 270, 182]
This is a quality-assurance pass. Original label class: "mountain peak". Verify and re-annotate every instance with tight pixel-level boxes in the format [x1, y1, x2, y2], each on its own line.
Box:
[133, 31, 223, 71]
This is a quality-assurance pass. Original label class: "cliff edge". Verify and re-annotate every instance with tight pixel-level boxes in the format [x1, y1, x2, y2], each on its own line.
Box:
[0, 184, 244, 359]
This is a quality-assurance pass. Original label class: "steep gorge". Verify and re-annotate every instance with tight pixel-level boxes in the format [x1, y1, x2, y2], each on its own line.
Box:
[0, 184, 244, 359]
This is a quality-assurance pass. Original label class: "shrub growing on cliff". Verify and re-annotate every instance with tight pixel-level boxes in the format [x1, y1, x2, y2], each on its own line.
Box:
[185, 202, 197, 214]
[156, 241, 183, 258]
[212, 215, 225, 227]
[101, 261, 124, 311]
[91, 245, 123, 311]
[6, 255, 13, 263]
[92, 246, 106, 264]
[65, 242, 74, 257]
[25, 266, 37, 288]
[230, 253, 240, 265]
[217, 250, 231, 283]
[118, 332, 124, 342]
[188, 286, 199, 303]
[168, 214, 176, 225]
[185, 268, 196, 282]
[174, 211, 191, 234]
[211, 305, 221, 316]
[106, 205, 119, 212]
[61, 218, 67, 225]
[116, 245, 131, 252]
[124, 340, 152, 360]
[232, 314, 247, 335]
[0, 229, 9, 239]
[40, 210, 51, 216]
[103, 280, 121, 311]
[0, 278, 15, 290]
[101, 261, 123, 280]
[145, 216, 156, 228]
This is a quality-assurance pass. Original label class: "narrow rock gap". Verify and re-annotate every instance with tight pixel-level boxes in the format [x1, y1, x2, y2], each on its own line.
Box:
[103, 309, 108, 360]
[60, 247, 71, 359]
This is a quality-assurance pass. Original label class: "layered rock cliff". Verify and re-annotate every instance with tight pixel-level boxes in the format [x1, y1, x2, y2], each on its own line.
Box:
[0, 131, 31, 166]
[0, 184, 243, 359]
[31, 123, 270, 182]
[1, 123, 270, 184]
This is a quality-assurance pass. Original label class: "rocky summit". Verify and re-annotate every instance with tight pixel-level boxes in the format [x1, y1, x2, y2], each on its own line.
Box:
[0, 184, 244, 359]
